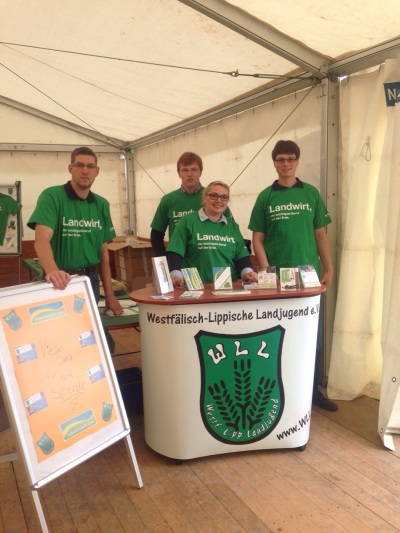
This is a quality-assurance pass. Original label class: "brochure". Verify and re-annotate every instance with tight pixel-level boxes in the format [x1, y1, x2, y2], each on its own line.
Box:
[298, 264, 321, 288]
[213, 266, 233, 290]
[258, 266, 277, 289]
[152, 256, 174, 294]
[280, 267, 300, 291]
[181, 267, 204, 290]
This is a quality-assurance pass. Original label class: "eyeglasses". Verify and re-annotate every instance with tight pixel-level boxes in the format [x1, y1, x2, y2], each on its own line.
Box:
[274, 157, 297, 164]
[207, 193, 229, 201]
[72, 163, 98, 170]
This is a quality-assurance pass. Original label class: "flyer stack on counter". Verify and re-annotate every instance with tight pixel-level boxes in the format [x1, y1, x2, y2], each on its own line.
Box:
[212, 289, 251, 296]
[178, 291, 204, 300]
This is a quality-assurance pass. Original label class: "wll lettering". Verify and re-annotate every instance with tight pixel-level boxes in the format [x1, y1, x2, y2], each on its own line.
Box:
[207, 338, 269, 364]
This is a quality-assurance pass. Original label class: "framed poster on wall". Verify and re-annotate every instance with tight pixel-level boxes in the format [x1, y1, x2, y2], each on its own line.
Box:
[0, 181, 22, 256]
[0, 276, 132, 489]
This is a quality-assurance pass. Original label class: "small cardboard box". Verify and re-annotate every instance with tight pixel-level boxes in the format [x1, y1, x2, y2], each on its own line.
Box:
[108, 236, 154, 291]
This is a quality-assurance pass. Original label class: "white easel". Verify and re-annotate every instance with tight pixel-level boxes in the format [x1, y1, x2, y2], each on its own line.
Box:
[0, 278, 143, 532]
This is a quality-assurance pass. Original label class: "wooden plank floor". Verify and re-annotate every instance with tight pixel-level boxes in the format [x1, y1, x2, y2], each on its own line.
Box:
[2, 327, 400, 533]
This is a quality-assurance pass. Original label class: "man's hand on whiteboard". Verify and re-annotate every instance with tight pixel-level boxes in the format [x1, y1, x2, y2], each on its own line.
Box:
[45, 269, 71, 290]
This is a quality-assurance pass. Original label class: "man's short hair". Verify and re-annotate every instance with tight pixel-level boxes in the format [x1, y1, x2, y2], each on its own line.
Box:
[177, 152, 203, 172]
[71, 147, 98, 165]
[271, 140, 300, 161]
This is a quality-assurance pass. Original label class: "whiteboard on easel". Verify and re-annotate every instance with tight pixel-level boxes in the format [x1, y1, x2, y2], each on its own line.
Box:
[0, 181, 22, 256]
[0, 276, 131, 488]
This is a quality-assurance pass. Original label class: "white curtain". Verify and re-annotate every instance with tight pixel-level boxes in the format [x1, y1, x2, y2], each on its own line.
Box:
[377, 61, 400, 446]
[329, 60, 400, 402]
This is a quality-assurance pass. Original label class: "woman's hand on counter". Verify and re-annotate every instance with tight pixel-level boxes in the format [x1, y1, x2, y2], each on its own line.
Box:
[171, 275, 185, 288]
[243, 271, 258, 283]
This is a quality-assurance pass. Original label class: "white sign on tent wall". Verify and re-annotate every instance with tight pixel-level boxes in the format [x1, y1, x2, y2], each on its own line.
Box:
[0, 181, 22, 256]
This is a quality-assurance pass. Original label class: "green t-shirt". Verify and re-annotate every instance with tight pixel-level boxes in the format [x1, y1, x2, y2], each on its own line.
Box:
[167, 210, 249, 283]
[27, 183, 116, 270]
[248, 179, 331, 275]
[151, 187, 232, 240]
[151, 188, 205, 240]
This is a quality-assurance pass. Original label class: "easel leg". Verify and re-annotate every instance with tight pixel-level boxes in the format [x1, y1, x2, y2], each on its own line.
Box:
[0, 451, 18, 463]
[124, 435, 143, 488]
[31, 489, 50, 533]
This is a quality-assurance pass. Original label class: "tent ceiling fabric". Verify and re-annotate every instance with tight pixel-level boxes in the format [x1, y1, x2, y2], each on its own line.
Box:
[227, 1, 400, 59]
[1, 0, 400, 147]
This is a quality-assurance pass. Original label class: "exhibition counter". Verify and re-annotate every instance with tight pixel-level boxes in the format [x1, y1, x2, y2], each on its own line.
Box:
[131, 283, 325, 460]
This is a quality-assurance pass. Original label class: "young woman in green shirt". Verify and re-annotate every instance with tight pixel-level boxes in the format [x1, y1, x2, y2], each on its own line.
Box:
[167, 181, 257, 287]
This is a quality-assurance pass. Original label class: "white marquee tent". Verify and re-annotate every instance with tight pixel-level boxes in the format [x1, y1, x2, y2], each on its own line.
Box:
[1, 0, 400, 441]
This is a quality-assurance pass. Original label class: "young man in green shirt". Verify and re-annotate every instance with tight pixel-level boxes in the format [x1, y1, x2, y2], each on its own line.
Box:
[150, 152, 234, 257]
[150, 152, 205, 256]
[249, 139, 337, 411]
[27, 147, 122, 317]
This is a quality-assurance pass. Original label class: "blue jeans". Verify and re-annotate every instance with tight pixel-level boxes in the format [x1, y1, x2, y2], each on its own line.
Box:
[88, 270, 100, 302]
[88, 270, 115, 354]
[314, 294, 324, 393]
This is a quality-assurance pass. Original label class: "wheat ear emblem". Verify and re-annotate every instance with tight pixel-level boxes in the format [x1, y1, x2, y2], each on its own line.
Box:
[208, 358, 275, 432]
